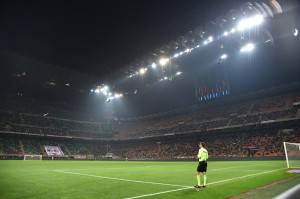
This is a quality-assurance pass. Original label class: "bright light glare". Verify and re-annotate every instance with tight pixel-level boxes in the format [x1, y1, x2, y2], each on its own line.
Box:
[185, 48, 191, 53]
[94, 89, 100, 94]
[151, 63, 157, 69]
[173, 53, 179, 58]
[240, 43, 255, 53]
[139, 68, 147, 75]
[159, 58, 170, 66]
[164, 76, 168, 80]
[204, 36, 213, 45]
[176, 71, 182, 76]
[237, 14, 264, 31]
[90, 89, 94, 93]
[223, 31, 229, 37]
[230, 28, 236, 33]
[114, 93, 123, 98]
[101, 85, 109, 92]
[220, 54, 228, 60]
[294, 28, 299, 37]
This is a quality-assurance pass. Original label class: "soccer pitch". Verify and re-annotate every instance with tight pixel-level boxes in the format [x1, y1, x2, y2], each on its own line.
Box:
[0, 160, 295, 199]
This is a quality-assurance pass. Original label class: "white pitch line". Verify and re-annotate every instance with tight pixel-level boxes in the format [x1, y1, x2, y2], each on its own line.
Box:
[123, 187, 191, 199]
[123, 168, 285, 199]
[53, 170, 190, 188]
[58, 166, 154, 171]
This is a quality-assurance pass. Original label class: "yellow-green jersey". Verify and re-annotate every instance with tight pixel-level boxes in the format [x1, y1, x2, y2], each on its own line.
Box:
[197, 147, 208, 162]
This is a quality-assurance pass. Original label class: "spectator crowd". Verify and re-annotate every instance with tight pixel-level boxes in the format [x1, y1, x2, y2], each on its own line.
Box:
[0, 90, 300, 160]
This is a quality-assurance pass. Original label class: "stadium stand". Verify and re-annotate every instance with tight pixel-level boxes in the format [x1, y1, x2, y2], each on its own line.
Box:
[114, 91, 300, 139]
[0, 86, 300, 160]
[0, 127, 299, 160]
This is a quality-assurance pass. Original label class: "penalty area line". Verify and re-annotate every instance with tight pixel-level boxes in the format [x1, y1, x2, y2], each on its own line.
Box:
[123, 168, 285, 199]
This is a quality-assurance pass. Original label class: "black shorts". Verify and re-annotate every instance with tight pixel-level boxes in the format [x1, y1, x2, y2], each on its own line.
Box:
[197, 161, 207, 172]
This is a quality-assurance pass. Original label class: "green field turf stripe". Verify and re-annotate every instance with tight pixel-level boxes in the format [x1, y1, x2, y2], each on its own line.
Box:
[123, 168, 286, 199]
[210, 163, 273, 171]
[207, 168, 285, 186]
[53, 170, 190, 188]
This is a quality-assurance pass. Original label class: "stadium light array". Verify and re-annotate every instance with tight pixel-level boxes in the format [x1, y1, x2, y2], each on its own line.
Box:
[240, 43, 255, 53]
[237, 14, 264, 31]
[91, 10, 271, 101]
[159, 57, 170, 66]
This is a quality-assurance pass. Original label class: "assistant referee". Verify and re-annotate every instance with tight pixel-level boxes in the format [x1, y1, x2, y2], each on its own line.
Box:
[194, 142, 208, 189]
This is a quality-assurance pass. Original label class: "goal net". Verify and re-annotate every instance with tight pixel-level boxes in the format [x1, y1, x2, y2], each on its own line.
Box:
[24, 155, 42, 160]
[283, 142, 300, 168]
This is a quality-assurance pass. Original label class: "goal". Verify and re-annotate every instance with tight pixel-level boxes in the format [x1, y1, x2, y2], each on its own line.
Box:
[24, 154, 42, 160]
[283, 142, 300, 168]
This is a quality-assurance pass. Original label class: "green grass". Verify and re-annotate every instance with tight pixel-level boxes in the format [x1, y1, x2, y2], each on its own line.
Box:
[0, 160, 296, 199]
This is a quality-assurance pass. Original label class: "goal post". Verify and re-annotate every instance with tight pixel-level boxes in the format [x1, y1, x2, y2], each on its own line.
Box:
[24, 154, 43, 160]
[283, 142, 300, 168]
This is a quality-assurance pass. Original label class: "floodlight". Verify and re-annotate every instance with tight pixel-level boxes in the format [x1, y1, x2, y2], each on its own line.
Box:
[102, 90, 108, 96]
[294, 28, 298, 37]
[208, 36, 213, 42]
[101, 85, 108, 92]
[185, 48, 191, 53]
[114, 93, 123, 98]
[223, 31, 229, 37]
[220, 54, 228, 60]
[139, 68, 147, 75]
[173, 53, 179, 58]
[159, 58, 170, 66]
[204, 36, 213, 45]
[240, 43, 255, 53]
[176, 71, 182, 76]
[151, 63, 157, 69]
[164, 76, 168, 80]
[230, 28, 236, 33]
[237, 14, 264, 31]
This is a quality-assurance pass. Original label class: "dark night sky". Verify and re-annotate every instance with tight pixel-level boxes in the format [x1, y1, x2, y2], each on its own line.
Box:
[0, 0, 245, 78]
